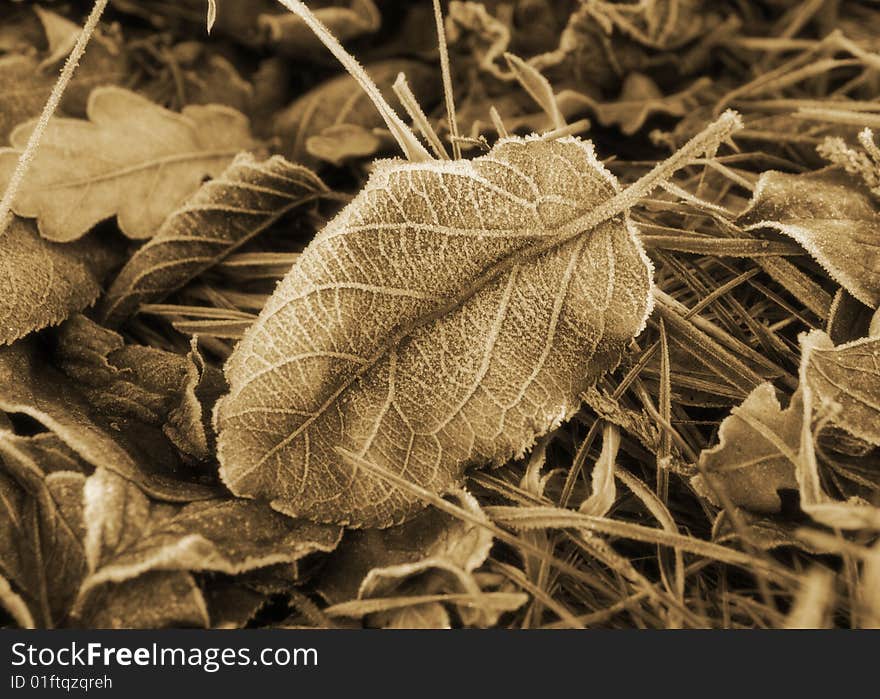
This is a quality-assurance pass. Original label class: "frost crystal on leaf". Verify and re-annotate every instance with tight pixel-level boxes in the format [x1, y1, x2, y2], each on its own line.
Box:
[215, 135, 654, 527]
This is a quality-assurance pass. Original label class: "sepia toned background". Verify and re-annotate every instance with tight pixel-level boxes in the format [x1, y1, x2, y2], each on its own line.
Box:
[0, 0, 878, 629]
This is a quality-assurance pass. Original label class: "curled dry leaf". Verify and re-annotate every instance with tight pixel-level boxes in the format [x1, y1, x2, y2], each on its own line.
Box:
[0, 338, 218, 502]
[273, 59, 440, 167]
[319, 491, 519, 628]
[796, 332, 880, 531]
[0, 87, 256, 242]
[164, 339, 227, 463]
[693, 382, 800, 513]
[585, 0, 719, 51]
[80, 468, 341, 592]
[0, 22, 127, 144]
[32, 5, 80, 68]
[56, 316, 197, 426]
[54, 315, 227, 483]
[530, 4, 656, 94]
[801, 330, 880, 447]
[696, 344, 880, 527]
[0, 55, 54, 145]
[259, 0, 381, 59]
[558, 74, 712, 136]
[98, 153, 327, 326]
[305, 124, 391, 167]
[320, 491, 493, 604]
[215, 135, 654, 527]
[739, 171, 880, 307]
[827, 288, 874, 346]
[579, 423, 619, 517]
[0, 218, 107, 345]
[447, 1, 513, 79]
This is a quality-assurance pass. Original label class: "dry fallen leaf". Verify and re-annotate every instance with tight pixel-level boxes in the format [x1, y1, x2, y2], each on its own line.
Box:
[32, 5, 80, 68]
[319, 491, 521, 628]
[696, 341, 880, 526]
[215, 135, 654, 527]
[98, 153, 326, 326]
[796, 331, 880, 531]
[693, 382, 800, 513]
[305, 123, 391, 167]
[0, 20, 127, 144]
[319, 491, 493, 604]
[273, 59, 440, 167]
[447, 0, 513, 79]
[80, 468, 341, 592]
[202, 580, 268, 629]
[557, 74, 712, 136]
[53, 315, 228, 482]
[0, 218, 109, 345]
[0, 439, 86, 628]
[801, 330, 880, 447]
[259, 0, 381, 59]
[0, 338, 218, 502]
[75, 571, 209, 629]
[164, 339, 227, 463]
[0, 55, 54, 145]
[586, 0, 720, 51]
[739, 171, 880, 307]
[0, 86, 256, 241]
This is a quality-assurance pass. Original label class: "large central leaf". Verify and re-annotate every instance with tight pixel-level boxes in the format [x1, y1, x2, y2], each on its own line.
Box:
[214, 136, 653, 527]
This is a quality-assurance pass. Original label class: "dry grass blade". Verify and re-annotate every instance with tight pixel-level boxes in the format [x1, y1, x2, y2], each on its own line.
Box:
[486, 505, 800, 584]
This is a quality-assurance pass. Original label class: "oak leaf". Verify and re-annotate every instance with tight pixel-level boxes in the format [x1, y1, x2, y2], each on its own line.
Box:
[0, 86, 256, 241]
[98, 153, 326, 326]
[739, 171, 880, 307]
[215, 135, 654, 527]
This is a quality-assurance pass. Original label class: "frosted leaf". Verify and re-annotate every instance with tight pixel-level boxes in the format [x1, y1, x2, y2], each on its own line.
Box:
[215, 135, 654, 527]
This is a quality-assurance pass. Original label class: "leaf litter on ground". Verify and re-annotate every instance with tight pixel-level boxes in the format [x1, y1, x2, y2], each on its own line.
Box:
[1, 0, 880, 628]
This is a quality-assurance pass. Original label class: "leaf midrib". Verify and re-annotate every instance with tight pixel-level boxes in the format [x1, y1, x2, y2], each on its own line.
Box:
[28, 149, 244, 191]
[231, 113, 740, 479]
[234, 186, 636, 479]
